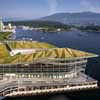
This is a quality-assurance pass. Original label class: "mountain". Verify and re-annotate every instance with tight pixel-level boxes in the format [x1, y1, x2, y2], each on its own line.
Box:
[41, 12, 100, 26]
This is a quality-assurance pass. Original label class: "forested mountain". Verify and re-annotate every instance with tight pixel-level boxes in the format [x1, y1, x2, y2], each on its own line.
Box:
[41, 12, 100, 26]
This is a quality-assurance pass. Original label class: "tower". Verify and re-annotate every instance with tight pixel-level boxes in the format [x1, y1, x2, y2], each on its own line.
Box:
[8, 23, 12, 29]
[0, 16, 3, 31]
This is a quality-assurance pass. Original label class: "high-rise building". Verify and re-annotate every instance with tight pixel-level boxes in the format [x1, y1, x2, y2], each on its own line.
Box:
[8, 23, 12, 29]
[0, 16, 3, 31]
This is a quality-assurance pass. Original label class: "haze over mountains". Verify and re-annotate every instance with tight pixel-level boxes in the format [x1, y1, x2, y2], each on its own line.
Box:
[41, 12, 100, 26]
[4, 12, 100, 26]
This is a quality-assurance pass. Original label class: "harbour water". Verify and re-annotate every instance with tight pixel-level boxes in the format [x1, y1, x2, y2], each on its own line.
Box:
[4, 29, 100, 100]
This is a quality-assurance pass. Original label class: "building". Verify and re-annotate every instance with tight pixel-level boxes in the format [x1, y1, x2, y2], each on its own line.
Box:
[0, 16, 3, 31]
[0, 16, 15, 33]
[0, 41, 98, 97]
[0, 47, 98, 79]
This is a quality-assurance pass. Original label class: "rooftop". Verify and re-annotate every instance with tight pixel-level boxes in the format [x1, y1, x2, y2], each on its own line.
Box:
[8, 41, 55, 49]
[0, 41, 98, 64]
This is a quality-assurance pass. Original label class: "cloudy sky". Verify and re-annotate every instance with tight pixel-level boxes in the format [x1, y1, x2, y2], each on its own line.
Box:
[0, 0, 100, 19]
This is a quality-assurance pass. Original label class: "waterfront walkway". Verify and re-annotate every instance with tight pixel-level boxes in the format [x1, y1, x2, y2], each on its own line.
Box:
[0, 73, 98, 97]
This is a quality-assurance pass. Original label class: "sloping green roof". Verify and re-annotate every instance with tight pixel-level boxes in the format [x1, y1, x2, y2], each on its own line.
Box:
[8, 41, 55, 49]
[0, 42, 98, 64]
[0, 32, 12, 41]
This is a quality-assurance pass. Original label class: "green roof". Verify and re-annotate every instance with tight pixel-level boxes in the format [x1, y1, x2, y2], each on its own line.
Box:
[0, 41, 98, 64]
[8, 41, 55, 49]
[0, 32, 12, 41]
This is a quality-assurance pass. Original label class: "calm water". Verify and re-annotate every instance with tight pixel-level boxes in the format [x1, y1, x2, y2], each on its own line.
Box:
[5, 29, 100, 100]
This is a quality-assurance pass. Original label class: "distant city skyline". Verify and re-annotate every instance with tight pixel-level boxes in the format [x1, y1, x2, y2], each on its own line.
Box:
[0, 0, 100, 20]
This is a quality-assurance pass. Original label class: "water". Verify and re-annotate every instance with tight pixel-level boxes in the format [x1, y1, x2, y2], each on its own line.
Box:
[11, 29, 100, 54]
[5, 29, 100, 100]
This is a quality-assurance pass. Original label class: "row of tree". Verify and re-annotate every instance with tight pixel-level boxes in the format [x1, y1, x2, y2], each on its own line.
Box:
[78, 24, 100, 32]
[5, 20, 72, 31]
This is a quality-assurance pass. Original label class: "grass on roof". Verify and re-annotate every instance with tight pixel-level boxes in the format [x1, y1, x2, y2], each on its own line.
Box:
[0, 41, 56, 64]
[0, 32, 12, 41]
[8, 41, 55, 49]
[0, 42, 97, 64]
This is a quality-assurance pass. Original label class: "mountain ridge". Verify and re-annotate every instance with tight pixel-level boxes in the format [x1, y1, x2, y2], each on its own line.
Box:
[41, 12, 100, 26]
[4, 12, 100, 26]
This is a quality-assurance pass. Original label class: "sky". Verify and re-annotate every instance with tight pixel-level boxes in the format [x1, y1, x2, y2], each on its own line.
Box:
[0, 0, 100, 20]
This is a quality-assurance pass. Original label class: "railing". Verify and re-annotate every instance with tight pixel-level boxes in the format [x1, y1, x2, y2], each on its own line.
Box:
[0, 73, 98, 97]
[0, 82, 98, 97]
[0, 79, 98, 97]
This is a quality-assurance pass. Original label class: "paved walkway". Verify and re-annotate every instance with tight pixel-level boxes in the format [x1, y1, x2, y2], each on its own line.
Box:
[0, 73, 98, 97]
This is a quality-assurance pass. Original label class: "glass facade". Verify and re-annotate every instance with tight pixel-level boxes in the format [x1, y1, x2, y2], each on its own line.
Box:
[0, 58, 87, 79]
